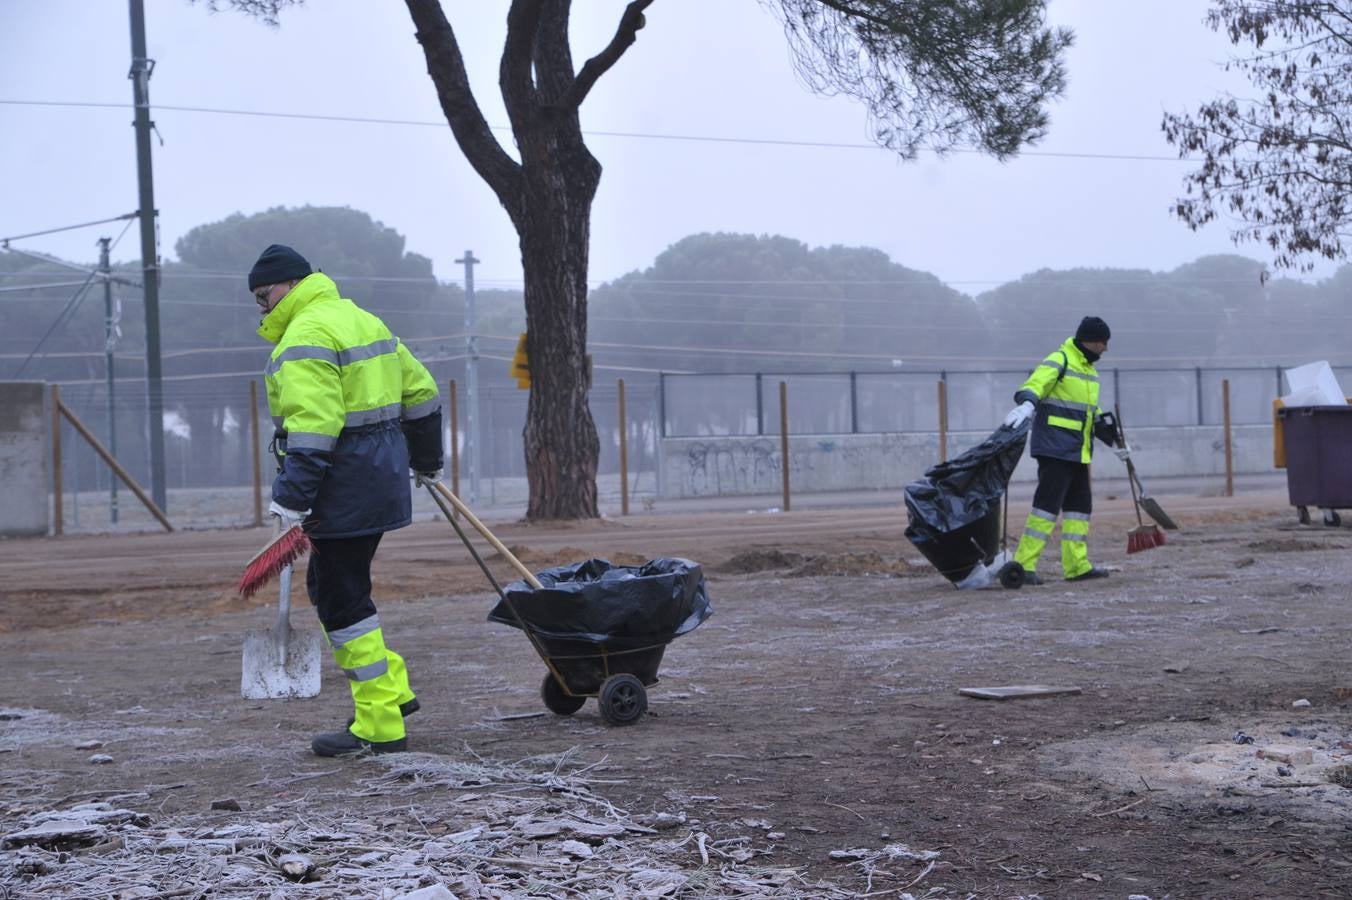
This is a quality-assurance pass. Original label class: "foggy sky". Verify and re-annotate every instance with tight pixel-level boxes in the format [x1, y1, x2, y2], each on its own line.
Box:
[1, 0, 1321, 291]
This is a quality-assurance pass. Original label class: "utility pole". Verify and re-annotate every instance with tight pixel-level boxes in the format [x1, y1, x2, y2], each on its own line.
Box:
[128, 0, 166, 511]
[98, 237, 120, 524]
[456, 250, 481, 505]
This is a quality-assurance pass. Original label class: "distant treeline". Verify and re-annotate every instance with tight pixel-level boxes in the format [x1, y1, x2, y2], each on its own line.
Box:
[4, 206, 1348, 379]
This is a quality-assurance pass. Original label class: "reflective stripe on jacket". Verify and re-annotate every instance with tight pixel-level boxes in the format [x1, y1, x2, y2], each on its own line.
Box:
[259, 273, 442, 538]
[1013, 337, 1101, 464]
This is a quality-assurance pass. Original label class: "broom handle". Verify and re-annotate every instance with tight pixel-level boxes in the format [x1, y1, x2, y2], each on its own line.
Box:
[431, 481, 543, 590]
[1114, 404, 1146, 528]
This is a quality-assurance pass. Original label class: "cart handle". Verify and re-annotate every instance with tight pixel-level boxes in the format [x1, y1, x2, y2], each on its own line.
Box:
[431, 481, 542, 589]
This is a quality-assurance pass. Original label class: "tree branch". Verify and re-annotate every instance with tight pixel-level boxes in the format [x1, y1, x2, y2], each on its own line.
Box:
[403, 0, 521, 203]
[501, 0, 545, 136]
[563, 0, 654, 110]
[533, 0, 577, 106]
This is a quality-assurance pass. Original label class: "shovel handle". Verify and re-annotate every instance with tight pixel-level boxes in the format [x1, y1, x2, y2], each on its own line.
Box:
[430, 481, 542, 589]
[274, 563, 293, 664]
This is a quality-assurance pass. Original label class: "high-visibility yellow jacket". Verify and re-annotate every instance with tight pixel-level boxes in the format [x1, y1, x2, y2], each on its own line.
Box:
[1014, 337, 1109, 464]
[259, 273, 442, 538]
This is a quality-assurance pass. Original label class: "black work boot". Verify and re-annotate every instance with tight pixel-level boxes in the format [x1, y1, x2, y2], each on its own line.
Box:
[346, 697, 420, 730]
[1067, 567, 1110, 582]
[1021, 570, 1044, 586]
[311, 728, 407, 757]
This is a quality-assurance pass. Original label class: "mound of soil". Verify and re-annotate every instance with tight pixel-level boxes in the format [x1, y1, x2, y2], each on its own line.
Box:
[714, 548, 806, 574]
[790, 551, 911, 577]
[499, 545, 650, 569]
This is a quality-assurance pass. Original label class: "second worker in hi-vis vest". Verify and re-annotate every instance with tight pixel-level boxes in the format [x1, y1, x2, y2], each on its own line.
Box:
[1001, 316, 1130, 585]
[250, 244, 443, 756]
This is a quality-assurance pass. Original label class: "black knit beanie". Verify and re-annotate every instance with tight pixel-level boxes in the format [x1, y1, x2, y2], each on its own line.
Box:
[1075, 316, 1111, 343]
[248, 244, 312, 290]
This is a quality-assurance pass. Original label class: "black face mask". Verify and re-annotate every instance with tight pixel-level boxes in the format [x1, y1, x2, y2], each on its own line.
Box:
[1073, 339, 1101, 364]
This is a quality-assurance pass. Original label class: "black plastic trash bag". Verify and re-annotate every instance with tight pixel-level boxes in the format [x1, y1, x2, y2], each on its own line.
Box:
[904, 420, 1029, 584]
[489, 557, 712, 650]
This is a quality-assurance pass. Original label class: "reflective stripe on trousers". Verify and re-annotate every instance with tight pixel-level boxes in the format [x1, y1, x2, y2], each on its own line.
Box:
[327, 617, 412, 743]
[1014, 510, 1092, 579]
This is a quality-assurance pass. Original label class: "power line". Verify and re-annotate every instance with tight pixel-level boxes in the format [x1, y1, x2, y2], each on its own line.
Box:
[0, 211, 139, 245]
[0, 98, 1193, 163]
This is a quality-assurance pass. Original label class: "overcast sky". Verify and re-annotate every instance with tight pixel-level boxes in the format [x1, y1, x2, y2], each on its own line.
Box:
[1, 0, 1322, 292]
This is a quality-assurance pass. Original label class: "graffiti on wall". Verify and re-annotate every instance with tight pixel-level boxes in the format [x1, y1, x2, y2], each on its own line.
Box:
[683, 438, 798, 496]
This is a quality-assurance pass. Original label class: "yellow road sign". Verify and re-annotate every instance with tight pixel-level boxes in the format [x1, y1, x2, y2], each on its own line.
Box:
[510, 332, 529, 389]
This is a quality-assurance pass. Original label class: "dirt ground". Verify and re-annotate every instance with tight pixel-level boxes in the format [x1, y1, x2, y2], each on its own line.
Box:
[3, 490, 1352, 898]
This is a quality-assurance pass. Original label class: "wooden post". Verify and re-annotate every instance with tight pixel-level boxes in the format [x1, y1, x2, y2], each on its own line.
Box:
[1223, 378, 1234, 497]
[249, 380, 263, 527]
[449, 379, 460, 507]
[51, 384, 63, 536]
[58, 398, 173, 532]
[937, 380, 949, 462]
[779, 381, 791, 512]
[618, 378, 630, 516]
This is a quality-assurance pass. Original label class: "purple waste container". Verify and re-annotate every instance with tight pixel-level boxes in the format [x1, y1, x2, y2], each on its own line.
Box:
[1277, 405, 1352, 524]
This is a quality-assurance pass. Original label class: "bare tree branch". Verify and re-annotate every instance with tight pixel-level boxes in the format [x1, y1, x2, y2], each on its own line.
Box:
[534, 0, 577, 107]
[1164, 0, 1352, 271]
[403, 0, 522, 205]
[563, 0, 654, 110]
[501, 0, 546, 139]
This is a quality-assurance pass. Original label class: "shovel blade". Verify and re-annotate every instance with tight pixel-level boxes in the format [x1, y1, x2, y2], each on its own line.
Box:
[1139, 496, 1179, 531]
[241, 626, 323, 699]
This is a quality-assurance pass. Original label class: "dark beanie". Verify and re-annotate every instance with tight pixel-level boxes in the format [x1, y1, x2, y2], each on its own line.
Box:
[1075, 316, 1111, 343]
[248, 244, 312, 290]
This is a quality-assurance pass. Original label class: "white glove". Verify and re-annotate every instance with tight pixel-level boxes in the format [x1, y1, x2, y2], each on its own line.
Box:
[1002, 401, 1035, 429]
[268, 500, 309, 529]
[1113, 445, 1132, 462]
[413, 468, 443, 488]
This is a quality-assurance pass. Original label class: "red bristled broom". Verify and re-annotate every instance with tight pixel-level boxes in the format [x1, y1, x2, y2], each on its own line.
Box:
[237, 524, 312, 599]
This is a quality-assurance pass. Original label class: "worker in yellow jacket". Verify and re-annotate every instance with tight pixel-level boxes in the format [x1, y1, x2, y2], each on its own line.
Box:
[250, 244, 443, 756]
[1002, 316, 1129, 584]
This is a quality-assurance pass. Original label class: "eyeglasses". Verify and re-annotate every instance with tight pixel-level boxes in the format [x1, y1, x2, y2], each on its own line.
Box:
[254, 285, 273, 305]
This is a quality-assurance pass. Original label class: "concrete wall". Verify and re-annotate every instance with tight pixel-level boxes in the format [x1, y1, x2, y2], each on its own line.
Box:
[657, 424, 1276, 499]
[0, 382, 50, 537]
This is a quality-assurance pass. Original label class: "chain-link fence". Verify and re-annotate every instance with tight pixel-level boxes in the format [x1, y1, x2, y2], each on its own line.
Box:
[658, 365, 1352, 437]
[43, 362, 664, 529]
[31, 361, 1352, 530]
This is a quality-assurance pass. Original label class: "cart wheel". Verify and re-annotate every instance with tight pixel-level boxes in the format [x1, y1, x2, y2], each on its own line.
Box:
[1297, 506, 1311, 525]
[540, 673, 586, 716]
[1324, 509, 1342, 528]
[998, 561, 1025, 590]
[597, 674, 647, 726]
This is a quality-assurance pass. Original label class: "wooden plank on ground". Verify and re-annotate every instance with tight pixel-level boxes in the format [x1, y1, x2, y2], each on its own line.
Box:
[958, 685, 1083, 701]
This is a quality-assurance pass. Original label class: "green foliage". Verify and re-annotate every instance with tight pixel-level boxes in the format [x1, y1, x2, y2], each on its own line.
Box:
[766, 0, 1072, 159]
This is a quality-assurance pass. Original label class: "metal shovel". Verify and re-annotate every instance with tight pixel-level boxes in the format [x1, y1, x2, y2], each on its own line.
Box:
[241, 559, 322, 699]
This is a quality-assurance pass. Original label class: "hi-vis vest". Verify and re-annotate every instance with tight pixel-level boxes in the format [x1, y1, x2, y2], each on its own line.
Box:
[1014, 337, 1101, 464]
[259, 273, 441, 538]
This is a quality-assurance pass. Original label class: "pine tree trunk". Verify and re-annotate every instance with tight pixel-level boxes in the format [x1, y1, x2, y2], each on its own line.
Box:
[518, 148, 600, 520]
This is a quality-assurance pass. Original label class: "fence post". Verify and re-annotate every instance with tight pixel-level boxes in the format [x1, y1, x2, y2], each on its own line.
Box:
[755, 373, 765, 436]
[849, 371, 858, 434]
[618, 378, 629, 516]
[937, 380, 948, 462]
[51, 384, 63, 536]
[657, 372, 666, 438]
[1195, 367, 1205, 425]
[779, 381, 791, 512]
[249, 380, 263, 527]
[449, 379, 460, 509]
[1223, 378, 1233, 497]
